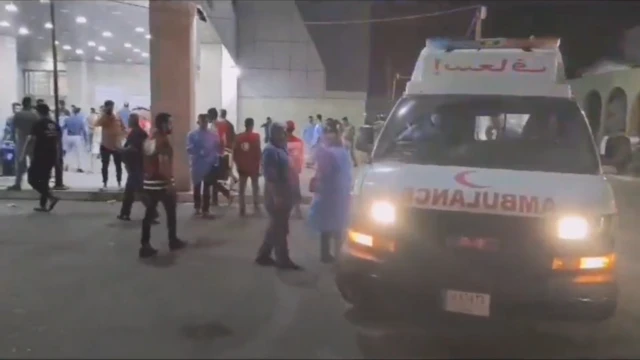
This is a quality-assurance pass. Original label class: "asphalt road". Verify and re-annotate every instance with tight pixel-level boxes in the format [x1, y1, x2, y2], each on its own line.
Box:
[1, 177, 640, 359]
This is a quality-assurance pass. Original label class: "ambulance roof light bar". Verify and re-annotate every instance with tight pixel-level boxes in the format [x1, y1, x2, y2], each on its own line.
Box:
[426, 37, 560, 53]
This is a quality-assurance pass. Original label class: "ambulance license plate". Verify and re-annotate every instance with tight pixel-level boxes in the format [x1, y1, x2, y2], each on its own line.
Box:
[443, 290, 491, 317]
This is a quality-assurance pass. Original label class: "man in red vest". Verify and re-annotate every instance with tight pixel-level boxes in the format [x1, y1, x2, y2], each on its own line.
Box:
[233, 117, 262, 216]
[286, 120, 304, 218]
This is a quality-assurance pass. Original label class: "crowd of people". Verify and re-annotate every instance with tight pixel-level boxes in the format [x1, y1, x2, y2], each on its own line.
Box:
[4, 96, 358, 270]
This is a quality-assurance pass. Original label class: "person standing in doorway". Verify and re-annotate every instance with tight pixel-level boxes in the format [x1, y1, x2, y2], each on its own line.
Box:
[308, 114, 324, 167]
[341, 116, 357, 167]
[62, 106, 87, 172]
[22, 103, 61, 212]
[58, 100, 71, 117]
[95, 100, 126, 189]
[139, 112, 187, 258]
[261, 116, 273, 144]
[233, 117, 261, 216]
[302, 115, 315, 162]
[118, 102, 131, 130]
[3, 102, 21, 142]
[255, 122, 301, 270]
[219, 108, 239, 187]
[118, 113, 158, 222]
[285, 120, 304, 219]
[208, 107, 233, 206]
[8, 97, 38, 191]
[86, 107, 98, 152]
[187, 113, 220, 217]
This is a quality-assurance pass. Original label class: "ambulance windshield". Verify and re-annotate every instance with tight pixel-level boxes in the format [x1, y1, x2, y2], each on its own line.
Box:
[374, 95, 599, 174]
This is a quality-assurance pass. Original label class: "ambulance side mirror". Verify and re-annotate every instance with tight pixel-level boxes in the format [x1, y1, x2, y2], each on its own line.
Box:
[355, 125, 374, 153]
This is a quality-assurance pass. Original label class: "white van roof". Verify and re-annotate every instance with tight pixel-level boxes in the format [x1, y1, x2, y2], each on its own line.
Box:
[405, 37, 572, 98]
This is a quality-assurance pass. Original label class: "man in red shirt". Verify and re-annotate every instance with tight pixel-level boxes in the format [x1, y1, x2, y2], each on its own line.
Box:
[286, 120, 304, 218]
[233, 117, 262, 216]
[207, 107, 233, 206]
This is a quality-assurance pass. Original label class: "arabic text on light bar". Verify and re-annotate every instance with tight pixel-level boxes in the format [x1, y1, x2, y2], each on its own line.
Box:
[433, 58, 548, 74]
[426, 38, 560, 51]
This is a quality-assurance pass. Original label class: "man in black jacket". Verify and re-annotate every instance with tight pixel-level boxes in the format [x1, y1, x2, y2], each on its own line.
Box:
[118, 113, 158, 222]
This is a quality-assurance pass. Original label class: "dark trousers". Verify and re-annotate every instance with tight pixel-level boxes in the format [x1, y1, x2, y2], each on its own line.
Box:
[238, 173, 259, 212]
[193, 180, 212, 213]
[320, 231, 342, 260]
[120, 170, 157, 218]
[210, 163, 231, 205]
[100, 145, 122, 185]
[141, 189, 177, 246]
[28, 159, 55, 208]
[257, 206, 292, 263]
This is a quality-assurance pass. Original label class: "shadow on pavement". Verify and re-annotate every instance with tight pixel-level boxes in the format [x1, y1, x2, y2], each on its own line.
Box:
[345, 307, 606, 358]
[140, 252, 178, 268]
[179, 321, 234, 341]
[276, 269, 320, 289]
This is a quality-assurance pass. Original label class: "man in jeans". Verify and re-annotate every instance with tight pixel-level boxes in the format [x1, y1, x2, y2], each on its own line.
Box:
[139, 112, 186, 258]
[233, 117, 261, 216]
[187, 114, 220, 217]
[95, 100, 125, 189]
[255, 122, 300, 270]
[8, 97, 38, 191]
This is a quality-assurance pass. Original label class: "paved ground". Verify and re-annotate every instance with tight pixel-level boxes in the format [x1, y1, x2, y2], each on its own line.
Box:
[0, 153, 320, 202]
[2, 178, 640, 358]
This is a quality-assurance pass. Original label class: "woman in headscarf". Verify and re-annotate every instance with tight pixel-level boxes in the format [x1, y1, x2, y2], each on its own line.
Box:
[308, 121, 353, 263]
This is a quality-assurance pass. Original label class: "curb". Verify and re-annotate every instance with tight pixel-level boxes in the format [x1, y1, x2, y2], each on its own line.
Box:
[0, 189, 314, 204]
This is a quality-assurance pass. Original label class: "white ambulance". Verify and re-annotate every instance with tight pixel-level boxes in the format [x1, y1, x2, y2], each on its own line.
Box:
[336, 38, 618, 324]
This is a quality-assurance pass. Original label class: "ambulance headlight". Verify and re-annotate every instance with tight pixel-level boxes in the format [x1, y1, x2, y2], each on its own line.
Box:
[557, 215, 590, 240]
[370, 201, 396, 225]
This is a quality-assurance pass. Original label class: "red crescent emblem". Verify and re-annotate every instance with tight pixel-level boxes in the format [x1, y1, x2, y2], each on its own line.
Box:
[454, 170, 490, 189]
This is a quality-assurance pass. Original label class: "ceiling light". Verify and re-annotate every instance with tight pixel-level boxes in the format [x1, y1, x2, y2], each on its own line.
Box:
[135, 27, 144, 32]
[44, 22, 52, 29]
[5, 3, 17, 12]
[124, 42, 131, 48]
[54, 40, 59, 45]
[87, 41, 96, 47]
[60, 9, 69, 13]
[126, 58, 132, 62]
[75, 16, 87, 24]
[0, 21, 9, 28]
[62, 45, 71, 50]
[133, 48, 140, 53]
[98, 46, 106, 52]
[141, 52, 149, 58]
[94, 56, 103, 61]
[75, 49, 84, 55]
[145, 34, 151, 40]
[102, 31, 112, 38]
[18, 27, 29, 35]
[39, 0, 50, 3]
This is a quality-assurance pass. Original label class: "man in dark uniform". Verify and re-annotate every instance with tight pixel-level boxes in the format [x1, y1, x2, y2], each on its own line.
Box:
[21, 103, 61, 212]
[255, 122, 301, 270]
[139, 113, 187, 258]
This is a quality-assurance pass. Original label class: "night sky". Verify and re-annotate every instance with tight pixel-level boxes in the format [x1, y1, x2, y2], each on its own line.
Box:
[369, 0, 640, 96]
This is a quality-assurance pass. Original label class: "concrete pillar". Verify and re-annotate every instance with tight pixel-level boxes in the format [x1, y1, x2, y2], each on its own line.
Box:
[149, 0, 197, 191]
[0, 35, 18, 131]
[195, 43, 222, 117]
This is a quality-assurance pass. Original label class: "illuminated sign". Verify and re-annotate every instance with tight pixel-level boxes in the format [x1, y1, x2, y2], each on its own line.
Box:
[404, 187, 556, 215]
